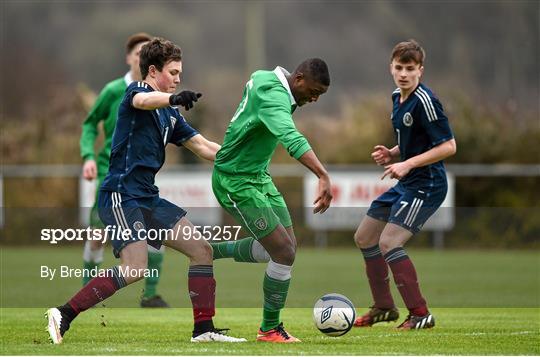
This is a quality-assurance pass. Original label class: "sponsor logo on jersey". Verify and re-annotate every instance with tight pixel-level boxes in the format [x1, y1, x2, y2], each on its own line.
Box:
[255, 217, 268, 231]
[403, 112, 414, 126]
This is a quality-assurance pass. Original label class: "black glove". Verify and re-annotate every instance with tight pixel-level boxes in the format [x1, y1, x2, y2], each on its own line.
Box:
[169, 91, 202, 111]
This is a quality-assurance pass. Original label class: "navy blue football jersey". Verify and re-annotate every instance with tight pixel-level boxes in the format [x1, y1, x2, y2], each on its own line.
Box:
[101, 81, 199, 197]
[391, 83, 454, 189]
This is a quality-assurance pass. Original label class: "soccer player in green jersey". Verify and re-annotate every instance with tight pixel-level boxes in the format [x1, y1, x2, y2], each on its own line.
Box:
[79, 33, 169, 307]
[211, 59, 333, 342]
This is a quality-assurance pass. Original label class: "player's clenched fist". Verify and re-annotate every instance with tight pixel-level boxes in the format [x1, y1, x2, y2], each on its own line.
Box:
[82, 159, 97, 181]
[371, 145, 392, 166]
[169, 90, 202, 111]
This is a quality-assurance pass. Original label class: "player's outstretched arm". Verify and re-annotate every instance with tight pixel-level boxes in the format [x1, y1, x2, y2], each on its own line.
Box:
[298, 150, 333, 214]
[183, 134, 221, 162]
[382, 139, 456, 180]
[132, 91, 173, 110]
[132, 90, 201, 111]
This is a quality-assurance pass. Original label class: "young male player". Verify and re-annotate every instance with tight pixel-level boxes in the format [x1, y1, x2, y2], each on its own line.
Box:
[353, 39, 456, 330]
[211, 59, 333, 342]
[46, 38, 246, 344]
[80, 33, 169, 308]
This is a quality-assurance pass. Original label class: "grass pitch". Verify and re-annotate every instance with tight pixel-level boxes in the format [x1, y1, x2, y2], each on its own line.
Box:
[1, 247, 539, 354]
[1, 307, 539, 355]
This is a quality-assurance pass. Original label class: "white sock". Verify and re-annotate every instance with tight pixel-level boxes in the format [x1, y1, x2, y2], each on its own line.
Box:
[251, 239, 270, 263]
[147, 245, 165, 254]
[83, 239, 104, 264]
[266, 260, 292, 280]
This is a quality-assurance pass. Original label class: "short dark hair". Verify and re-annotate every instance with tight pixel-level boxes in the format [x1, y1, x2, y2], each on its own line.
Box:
[125, 32, 152, 54]
[295, 58, 330, 86]
[391, 39, 425, 65]
[139, 38, 182, 79]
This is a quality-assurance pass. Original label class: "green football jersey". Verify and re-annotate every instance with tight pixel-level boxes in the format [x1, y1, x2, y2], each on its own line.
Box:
[214, 67, 311, 176]
[79, 73, 131, 173]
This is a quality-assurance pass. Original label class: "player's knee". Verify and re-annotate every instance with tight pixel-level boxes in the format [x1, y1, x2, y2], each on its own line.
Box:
[286, 229, 298, 250]
[188, 241, 213, 263]
[354, 230, 375, 249]
[378, 236, 397, 255]
[353, 230, 364, 248]
[122, 253, 147, 268]
[276, 241, 296, 266]
[202, 241, 213, 260]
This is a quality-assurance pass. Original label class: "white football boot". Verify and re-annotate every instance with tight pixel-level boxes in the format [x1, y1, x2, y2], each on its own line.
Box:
[45, 307, 71, 344]
[191, 328, 247, 342]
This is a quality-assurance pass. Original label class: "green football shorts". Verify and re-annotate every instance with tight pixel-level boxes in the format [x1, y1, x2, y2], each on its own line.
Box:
[212, 170, 292, 240]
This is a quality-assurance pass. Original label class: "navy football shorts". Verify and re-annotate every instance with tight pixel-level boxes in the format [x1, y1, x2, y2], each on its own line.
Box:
[98, 191, 187, 258]
[366, 182, 447, 234]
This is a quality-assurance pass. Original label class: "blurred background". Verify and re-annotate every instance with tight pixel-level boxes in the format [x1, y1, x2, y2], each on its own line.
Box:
[0, 1, 538, 308]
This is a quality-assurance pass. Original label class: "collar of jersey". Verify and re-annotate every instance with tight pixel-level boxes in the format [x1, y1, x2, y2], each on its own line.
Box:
[394, 83, 423, 104]
[273, 66, 297, 106]
[124, 72, 133, 86]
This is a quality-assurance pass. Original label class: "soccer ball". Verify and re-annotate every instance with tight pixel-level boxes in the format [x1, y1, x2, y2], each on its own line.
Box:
[313, 293, 356, 337]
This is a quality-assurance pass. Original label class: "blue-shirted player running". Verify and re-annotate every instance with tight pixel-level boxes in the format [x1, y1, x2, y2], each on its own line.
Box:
[46, 38, 246, 344]
[353, 39, 457, 330]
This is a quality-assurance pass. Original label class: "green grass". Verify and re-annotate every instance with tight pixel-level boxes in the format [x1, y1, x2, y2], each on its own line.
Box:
[1, 308, 539, 355]
[1, 247, 539, 308]
[1, 247, 539, 354]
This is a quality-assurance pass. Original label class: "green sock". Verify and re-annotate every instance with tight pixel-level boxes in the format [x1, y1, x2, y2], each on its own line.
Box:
[82, 260, 100, 286]
[211, 241, 235, 259]
[211, 238, 258, 262]
[144, 251, 164, 298]
[261, 273, 290, 331]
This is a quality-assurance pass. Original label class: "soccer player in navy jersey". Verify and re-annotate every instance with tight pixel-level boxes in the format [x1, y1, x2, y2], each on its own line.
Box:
[353, 39, 456, 330]
[46, 38, 246, 343]
[79, 32, 171, 308]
